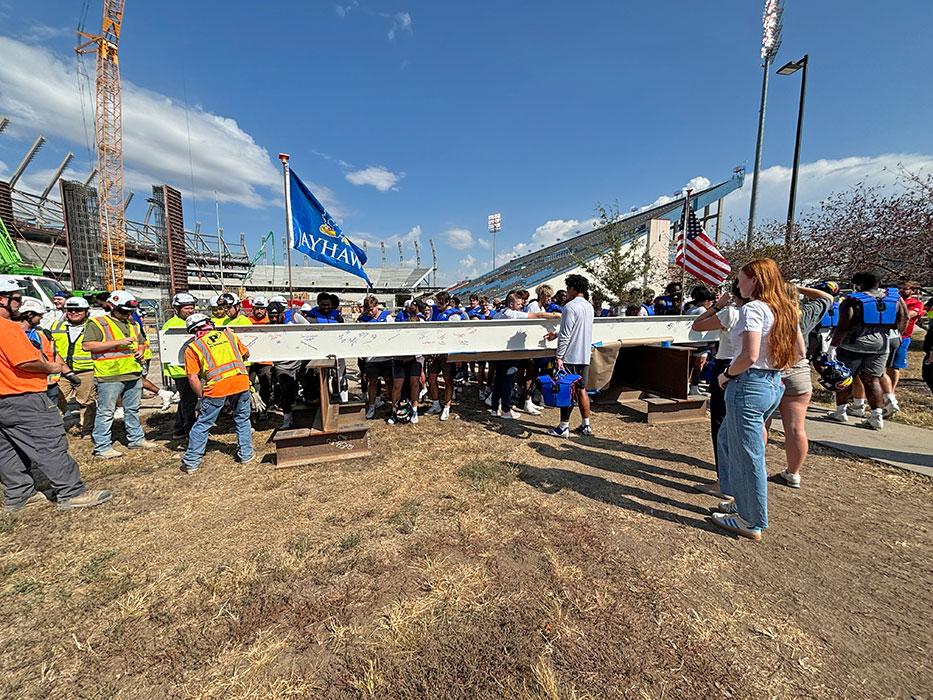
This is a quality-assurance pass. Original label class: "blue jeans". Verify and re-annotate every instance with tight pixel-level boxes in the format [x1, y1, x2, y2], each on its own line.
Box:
[717, 369, 784, 529]
[93, 378, 144, 454]
[182, 391, 253, 470]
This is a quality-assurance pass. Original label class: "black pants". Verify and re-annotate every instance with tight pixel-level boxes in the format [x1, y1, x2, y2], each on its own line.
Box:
[276, 373, 299, 413]
[708, 357, 731, 481]
[923, 358, 933, 394]
[173, 377, 198, 438]
[491, 362, 517, 412]
[249, 364, 273, 406]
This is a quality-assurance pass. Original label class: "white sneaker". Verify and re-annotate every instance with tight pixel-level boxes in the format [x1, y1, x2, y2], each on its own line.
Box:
[440, 405, 450, 421]
[129, 439, 161, 450]
[862, 414, 884, 431]
[365, 404, 377, 420]
[281, 412, 293, 429]
[113, 406, 124, 421]
[419, 387, 428, 401]
[95, 448, 123, 459]
[776, 470, 801, 488]
[523, 399, 542, 416]
[884, 400, 900, 418]
[157, 389, 175, 411]
[827, 409, 848, 423]
[847, 403, 867, 418]
[426, 401, 443, 415]
[410, 412, 419, 424]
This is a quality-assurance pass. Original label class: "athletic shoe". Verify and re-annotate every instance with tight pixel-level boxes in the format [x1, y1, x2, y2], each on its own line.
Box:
[426, 401, 443, 415]
[238, 454, 257, 465]
[180, 464, 200, 474]
[129, 440, 161, 450]
[280, 412, 293, 430]
[386, 415, 396, 425]
[113, 407, 124, 421]
[440, 405, 450, 421]
[826, 409, 849, 423]
[775, 470, 801, 488]
[712, 500, 738, 515]
[419, 387, 428, 402]
[95, 448, 123, 460]
[883, 400, 900, 418]
[711, 512, 762, 541]
[847, 403, 867, 418]
[547, 425, 570, 438]
[572, 424, 593, 436]
[365, 404, 377, 420]
[523, 399, 542, 416]
[57, 489, 112, 510]
[373, 396, 385, 411]
[158, 389, 175, 411]
[3, 491, 49, 513]
[862, 414, 884, 431]
[410, 412, 419, 424]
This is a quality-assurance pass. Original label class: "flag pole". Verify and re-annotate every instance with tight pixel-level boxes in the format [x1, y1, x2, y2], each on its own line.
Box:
[278, 153, 295, 302]
[680, 188, 692, 313]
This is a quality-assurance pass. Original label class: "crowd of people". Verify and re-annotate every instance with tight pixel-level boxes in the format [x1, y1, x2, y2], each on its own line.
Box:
[1, 264, 928, 542]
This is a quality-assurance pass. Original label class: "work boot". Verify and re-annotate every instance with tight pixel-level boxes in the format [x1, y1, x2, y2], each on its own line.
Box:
[57, 489, 112, 510]
[95, 448, 123, 459]
[3, 491, 50, 513]
[129, 440, 161, 450]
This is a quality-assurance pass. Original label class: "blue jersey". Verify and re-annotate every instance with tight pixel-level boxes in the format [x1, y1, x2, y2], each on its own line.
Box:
[431, 305, 467, 321]
[308, 307, 342, 323]
[641, 303, 655, 316]
[545, 303, 563, 314]
[359, 309, 391, 323]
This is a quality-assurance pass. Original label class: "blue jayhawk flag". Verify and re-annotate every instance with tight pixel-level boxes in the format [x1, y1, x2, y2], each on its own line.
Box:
[289, 169, 371, 286]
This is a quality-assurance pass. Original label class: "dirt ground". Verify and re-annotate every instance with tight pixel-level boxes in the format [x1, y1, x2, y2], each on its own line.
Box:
[1, 367, 931, 699]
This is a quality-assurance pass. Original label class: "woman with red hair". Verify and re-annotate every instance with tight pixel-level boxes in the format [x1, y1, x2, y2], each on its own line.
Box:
[713, 258, 803, 541]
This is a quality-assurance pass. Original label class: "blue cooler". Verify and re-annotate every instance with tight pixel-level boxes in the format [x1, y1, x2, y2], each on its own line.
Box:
[538, 371, 583, 408]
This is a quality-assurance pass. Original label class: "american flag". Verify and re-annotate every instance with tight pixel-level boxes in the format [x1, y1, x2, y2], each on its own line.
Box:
[675, 206, 730, 286]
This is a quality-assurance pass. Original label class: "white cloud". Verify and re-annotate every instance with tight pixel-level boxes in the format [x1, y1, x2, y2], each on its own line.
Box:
[344, 165, 402, 192]
[477, 237, 490, 249]
[0, 37, 282, 209]
[444, 227, 474, 250]
[459, 254, 478, 277]
[387, 11, 412, 40]
[723, 153, 933, 238]
[22, 25, 70, 42]
[335, 2, 358, 18]
[684, 176, 711, 192]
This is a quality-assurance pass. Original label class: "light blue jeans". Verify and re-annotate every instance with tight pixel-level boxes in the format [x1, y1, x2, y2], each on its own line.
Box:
[182, 391, 253, 470]
[717, 369, 784, 529]
[93, 378, 144, 454]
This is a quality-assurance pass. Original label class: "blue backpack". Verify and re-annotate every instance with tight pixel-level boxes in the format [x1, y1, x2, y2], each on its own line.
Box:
[309, 307, 341, 323]
[818, 301, 839, 329]
[852, 288, 899, 327]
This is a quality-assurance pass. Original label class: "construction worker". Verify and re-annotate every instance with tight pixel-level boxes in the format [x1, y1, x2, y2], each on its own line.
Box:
[82, 290, 161, 458]
[180, 313, 254, 473]
[16, 297, 71, 404]
[218, 293, 253, 327]
[208, 295, 228, 325]
[50, 296, 96, 435]
[41, 290, 68, 329]
[247, 296, 273, 409]
[161, 292, 198, 440]
[0, 279, 111, 511]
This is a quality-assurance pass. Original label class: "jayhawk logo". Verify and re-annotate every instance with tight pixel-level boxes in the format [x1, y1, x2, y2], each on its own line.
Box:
[319, 216, 352, 247]
[319, 222, 338, 237]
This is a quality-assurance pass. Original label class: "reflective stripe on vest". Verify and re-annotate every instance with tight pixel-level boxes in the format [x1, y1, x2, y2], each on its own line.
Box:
[87, 316, 141, 377]
[50, 318, 94, 372]
[190, 328, 248, 388]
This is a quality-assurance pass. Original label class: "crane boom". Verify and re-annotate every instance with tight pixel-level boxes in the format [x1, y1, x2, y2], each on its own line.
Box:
[77, 0, 127, 291]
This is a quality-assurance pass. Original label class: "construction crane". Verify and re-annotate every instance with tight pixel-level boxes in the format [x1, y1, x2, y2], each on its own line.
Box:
[243, 231, 276, 287]
[76, 0, 127, 291]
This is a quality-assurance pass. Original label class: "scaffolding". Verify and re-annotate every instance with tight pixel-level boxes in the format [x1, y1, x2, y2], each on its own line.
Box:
[61, 179, 105, 290]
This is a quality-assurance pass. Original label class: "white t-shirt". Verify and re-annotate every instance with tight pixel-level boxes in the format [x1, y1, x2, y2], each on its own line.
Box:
[525, 300, 541, 313]
[556, 295, 594, 365]
[715, 306, 740, 360]
[730, 300, 776, 369]
[494, 308, 529, 320]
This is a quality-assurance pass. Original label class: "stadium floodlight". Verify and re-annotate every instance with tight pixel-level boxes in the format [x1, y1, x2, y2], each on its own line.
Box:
[761, 0, 783, 62]
[778, 54, 809, 247]
[777, 58, 803, 75]
[488, 212, 501, 270]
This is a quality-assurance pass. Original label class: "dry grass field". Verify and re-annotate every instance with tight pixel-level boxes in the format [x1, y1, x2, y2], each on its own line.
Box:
[1, 358, 931, 699]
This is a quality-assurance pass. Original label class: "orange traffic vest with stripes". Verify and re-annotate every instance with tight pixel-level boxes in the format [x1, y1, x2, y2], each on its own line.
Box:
[188, 328, 248, 389]
[86, 315, 143, 378]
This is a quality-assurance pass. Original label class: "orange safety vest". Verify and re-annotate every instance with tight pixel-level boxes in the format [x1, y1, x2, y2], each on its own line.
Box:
[188, 328, 248, 389]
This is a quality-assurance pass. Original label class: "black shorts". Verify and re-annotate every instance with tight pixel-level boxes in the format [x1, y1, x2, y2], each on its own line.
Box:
[363, 360, 393, 380]
[563, 363, 590, 389]
[392, 357, 423, 380]
[426, 355, 454, 375]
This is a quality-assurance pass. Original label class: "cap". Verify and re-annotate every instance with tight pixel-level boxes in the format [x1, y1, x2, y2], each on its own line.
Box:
[185, 313, 212, 333]
[109, 290, 139, 310]
[251, 295, 268, 308]
[0, 278, 24, 294]
[53, 290, 69, 298]
[64, 296, 90, 310]
[172, 292, 197, 307]
[18, 297, 46, 316]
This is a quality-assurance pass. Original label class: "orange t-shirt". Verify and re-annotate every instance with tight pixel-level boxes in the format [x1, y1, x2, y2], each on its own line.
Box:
[0, 317, 47, 395]
[183, 331, 251, 398]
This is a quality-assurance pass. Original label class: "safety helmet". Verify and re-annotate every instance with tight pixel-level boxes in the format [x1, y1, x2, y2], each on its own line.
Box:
[0, 278, 24, 294]
[251, 295, 268, 309]
[172, 292, 197, 307]
[267, 300, 286, 314]
[207, 294, 220, 307]
[392, 398, 414, 424]
[64, 296, 90, 310]
[18, 297, 46, 316]
[109, 290, 139, 311]
[815, 280, 840, 296]
[185, 313, 213, 333]
[813, 353, 853, 392]
[218, 292, 238, 307]
[268, 295, 287, 305]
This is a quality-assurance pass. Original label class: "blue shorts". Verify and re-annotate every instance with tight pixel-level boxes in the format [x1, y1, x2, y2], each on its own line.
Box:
[890, 336, 911, 369]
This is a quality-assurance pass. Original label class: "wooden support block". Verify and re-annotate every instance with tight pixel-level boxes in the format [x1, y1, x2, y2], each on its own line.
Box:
[643, 396, 708, 425]
[272, 424, 371, 468]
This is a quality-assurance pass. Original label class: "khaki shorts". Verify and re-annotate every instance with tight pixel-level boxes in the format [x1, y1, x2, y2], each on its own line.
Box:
[781, 360, 812, 396]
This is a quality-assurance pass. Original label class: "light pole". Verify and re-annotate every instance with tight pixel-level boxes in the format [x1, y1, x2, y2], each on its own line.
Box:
[488, 212, 501, 271]
[777, 54, 808, 247]
[747, 0, 784, 244]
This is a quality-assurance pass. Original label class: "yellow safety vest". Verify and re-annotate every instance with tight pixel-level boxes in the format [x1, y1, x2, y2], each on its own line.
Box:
[218, 314, 252, 327]
[85, 315, 142, 378]
[160, 315, 188, 379]
[188, 328, 248, 390]
[50, 318, 94, 372]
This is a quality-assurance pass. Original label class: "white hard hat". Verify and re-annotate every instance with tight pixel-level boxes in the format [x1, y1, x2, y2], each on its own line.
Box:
[0, 278, 24, 294]
[18, 297, 46, 316]
[268, 295, 287, 305]
[172, 292, 197, 307]
[109, 290, 138, 310]
[185, 313, 212, 333]
[208, 294, 220, 307]
[251, 295, 268, 308]
[64, 296, 90, 310]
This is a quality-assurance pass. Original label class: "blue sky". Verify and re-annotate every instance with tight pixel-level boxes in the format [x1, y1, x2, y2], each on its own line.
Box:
[1, 0, 931, 284]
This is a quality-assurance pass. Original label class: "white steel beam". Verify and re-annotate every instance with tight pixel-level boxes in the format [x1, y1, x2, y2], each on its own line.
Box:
[159, 317, 717, 366]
